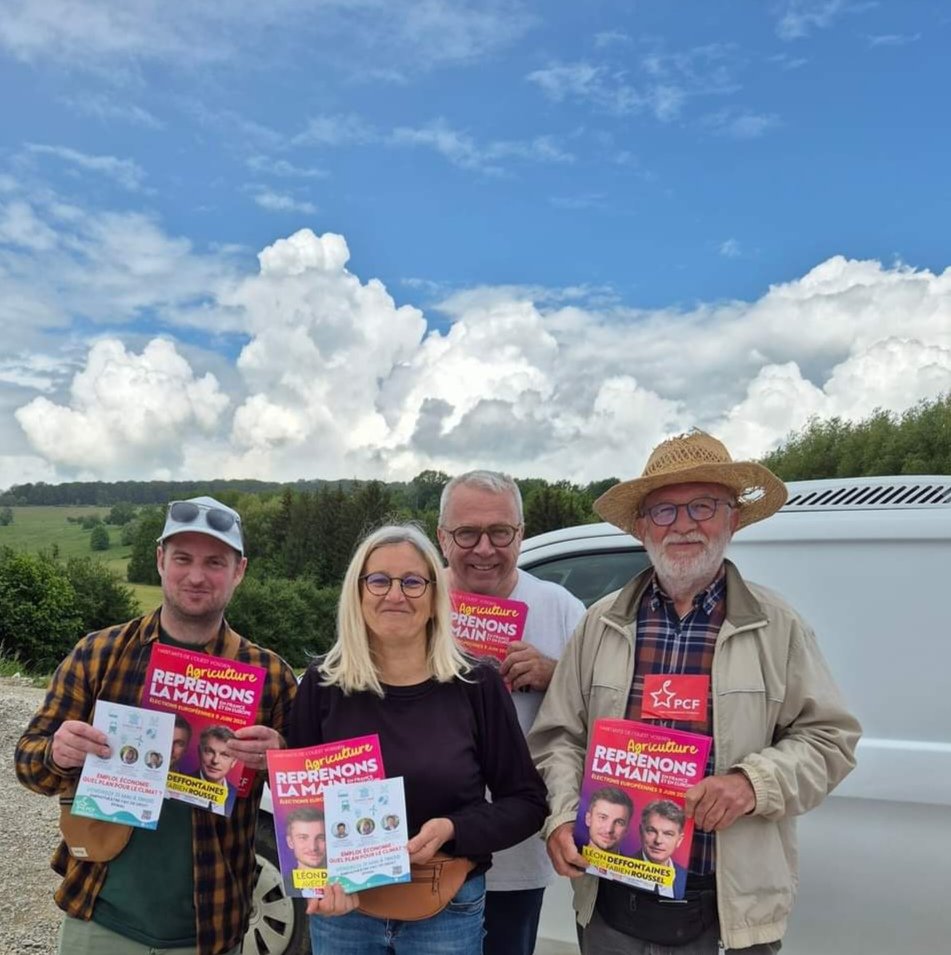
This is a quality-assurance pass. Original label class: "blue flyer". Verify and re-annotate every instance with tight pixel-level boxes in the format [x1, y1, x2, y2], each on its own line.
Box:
[324, 776, 411, 893]
[72, 700, 174, 830]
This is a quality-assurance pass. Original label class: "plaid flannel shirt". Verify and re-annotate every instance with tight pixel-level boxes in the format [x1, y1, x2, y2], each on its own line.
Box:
[625, 568, 726, 876]
[14, 609, 297, 955]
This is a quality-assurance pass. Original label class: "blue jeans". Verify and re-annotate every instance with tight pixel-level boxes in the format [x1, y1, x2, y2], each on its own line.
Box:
[483, 888, 546, 955]
[310, 874, 486, 955]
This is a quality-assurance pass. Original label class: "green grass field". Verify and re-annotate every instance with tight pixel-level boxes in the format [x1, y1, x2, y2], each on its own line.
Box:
[0, 505, 112, 557]
[0, 506, 162, 612]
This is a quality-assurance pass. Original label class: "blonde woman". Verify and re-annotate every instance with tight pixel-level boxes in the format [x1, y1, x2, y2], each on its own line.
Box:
[288, 524, 548, 954]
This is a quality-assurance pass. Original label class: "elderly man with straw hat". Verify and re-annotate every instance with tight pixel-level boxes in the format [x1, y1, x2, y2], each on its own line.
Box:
[528, 431, 860, 955]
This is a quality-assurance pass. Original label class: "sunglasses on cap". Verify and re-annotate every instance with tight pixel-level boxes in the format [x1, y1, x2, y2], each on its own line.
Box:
[167, 500, 241, 533]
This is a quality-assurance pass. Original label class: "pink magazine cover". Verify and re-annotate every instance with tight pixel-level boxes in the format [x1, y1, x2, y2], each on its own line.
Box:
[142, 643, 266, 816]
[573, 719, 712, 899]
[450, 590, 528, 671]
[266, 735, 385, 898]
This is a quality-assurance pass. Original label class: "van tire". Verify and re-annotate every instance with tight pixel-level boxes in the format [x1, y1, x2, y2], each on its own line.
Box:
[243, 814, 310, 955]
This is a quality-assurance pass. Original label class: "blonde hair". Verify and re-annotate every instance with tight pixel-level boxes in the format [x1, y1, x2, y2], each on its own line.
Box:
[320, 524, 470, 696]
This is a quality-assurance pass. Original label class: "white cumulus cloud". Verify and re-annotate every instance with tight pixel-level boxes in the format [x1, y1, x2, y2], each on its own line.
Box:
[14, 338, 229, 475]
[212, 228, 427, 476]
[5, 228, 951, 487]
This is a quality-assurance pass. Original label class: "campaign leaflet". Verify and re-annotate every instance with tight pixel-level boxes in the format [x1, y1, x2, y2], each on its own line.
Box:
[324, 776, 411, 894]
[72, 700, 175, 830]
[142, 643, 266, 816]
[574, 719, 712, 899]
[450, 590, 528, 672]
[266, 735, 385, 899]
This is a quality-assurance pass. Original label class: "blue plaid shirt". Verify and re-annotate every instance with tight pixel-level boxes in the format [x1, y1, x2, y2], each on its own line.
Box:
[625, 567, 726, 876]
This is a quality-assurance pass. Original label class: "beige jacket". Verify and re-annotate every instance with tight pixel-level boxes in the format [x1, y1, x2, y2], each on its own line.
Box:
[527, 561, 861, 949]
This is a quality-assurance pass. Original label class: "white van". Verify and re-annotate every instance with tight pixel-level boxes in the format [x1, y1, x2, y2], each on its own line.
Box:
[250, 475, 951, 955]
[519, 475, 951, 955]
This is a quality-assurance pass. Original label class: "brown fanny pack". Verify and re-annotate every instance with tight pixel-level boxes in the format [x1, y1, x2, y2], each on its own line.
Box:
[58, 786, 134, 862]
[356, 854, 476, 921]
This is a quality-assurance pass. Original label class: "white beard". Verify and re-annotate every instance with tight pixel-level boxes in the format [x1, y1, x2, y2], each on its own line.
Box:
[643, 525, 732, 603]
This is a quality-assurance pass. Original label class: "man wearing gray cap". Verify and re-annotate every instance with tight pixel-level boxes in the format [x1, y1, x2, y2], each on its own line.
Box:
[16, 496, 298, 955]
[529, 432, 860, 955]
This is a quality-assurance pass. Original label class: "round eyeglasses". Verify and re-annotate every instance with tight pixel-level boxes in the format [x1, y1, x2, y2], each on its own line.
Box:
[440, 524, 521, 549]
[641, 497, 735, 527]
[359, 573, 434, 598]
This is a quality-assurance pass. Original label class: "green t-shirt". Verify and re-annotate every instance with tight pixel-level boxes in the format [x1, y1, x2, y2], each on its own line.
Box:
[93, 796, 196, 946]
[93, 628, 198, 947]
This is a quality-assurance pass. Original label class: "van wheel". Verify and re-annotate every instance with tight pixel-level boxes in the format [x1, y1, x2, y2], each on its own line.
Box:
[243, 816, 310, 955]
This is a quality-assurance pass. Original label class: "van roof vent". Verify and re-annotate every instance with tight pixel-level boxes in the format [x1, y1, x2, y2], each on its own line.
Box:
[784, 477, 951, 510]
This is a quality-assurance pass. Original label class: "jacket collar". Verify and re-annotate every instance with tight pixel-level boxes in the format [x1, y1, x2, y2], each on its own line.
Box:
[137, 608, 163, 644]
[601, 559, 766, 634]
[139, 607, 238, 656]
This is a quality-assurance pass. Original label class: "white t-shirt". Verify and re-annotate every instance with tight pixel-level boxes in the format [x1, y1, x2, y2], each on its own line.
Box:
[487, 569, 585, 892]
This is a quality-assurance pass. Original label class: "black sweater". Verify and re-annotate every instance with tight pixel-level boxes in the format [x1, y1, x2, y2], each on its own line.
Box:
[288, 662, 548, 870]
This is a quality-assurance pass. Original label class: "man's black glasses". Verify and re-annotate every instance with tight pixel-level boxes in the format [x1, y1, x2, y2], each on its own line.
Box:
[440, 524, 521, 549]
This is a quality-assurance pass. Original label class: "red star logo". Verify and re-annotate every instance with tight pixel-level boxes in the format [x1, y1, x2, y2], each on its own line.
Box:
[649, 679, 676, 708]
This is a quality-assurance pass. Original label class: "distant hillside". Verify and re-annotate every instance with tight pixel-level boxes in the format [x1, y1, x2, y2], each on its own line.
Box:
[0, 478, 363, 506]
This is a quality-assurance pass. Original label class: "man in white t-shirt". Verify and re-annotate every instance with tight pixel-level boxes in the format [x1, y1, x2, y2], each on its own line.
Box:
[438, 471, 585, 955]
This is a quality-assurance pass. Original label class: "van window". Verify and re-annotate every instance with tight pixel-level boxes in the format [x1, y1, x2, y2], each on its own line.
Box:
[523, 549, 649, 606]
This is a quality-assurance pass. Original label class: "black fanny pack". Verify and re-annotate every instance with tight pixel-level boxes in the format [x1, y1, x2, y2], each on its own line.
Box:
[596, 876, 718, 947]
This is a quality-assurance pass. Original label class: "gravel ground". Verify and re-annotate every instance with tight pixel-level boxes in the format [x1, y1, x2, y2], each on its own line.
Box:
[0, 678, 61, 955]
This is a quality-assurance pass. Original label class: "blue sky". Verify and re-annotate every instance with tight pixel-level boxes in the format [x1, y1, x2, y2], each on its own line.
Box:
[1, 0, 949, 488]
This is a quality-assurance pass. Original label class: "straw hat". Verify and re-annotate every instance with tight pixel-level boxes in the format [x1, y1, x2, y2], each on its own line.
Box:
[594, 430, 787, 538]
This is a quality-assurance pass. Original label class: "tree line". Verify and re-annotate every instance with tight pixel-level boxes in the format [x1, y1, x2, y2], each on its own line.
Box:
[762, 393, 951, 480]
[124, 475, 616, 585]
[119, 474, 615, 665]
[0, 478, 289, 507]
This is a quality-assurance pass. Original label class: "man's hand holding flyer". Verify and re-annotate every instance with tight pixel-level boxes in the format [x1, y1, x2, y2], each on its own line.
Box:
[450, 589, 528, 687]
[142, 643, 267, 816]
[574, 719, 712, 899]
[72, 700, 175, 829]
